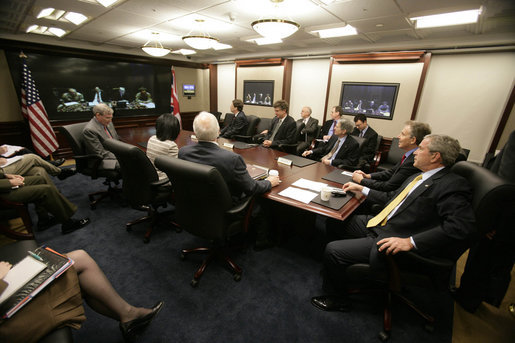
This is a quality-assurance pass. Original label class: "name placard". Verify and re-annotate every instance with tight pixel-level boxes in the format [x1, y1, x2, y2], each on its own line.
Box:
[277, 157, 293, 166]
[223, 142, 234, 149]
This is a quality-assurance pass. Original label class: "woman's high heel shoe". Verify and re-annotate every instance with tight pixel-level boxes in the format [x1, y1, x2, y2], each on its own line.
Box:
[119, 301, 164, 341]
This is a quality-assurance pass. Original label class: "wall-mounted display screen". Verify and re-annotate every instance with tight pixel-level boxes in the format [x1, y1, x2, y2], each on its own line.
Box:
[5, 51, 171, 121]
[339, 82, 400, 120]
[243, 80, 274, 107]
[183, 84, 195, 96]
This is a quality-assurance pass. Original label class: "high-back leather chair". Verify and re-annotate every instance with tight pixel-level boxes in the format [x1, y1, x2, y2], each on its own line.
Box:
[346, 161, 515, 341]
[376, 137, 403, 172]
[233, 115, 260, 142]
[59, 122, 121, 209]
[103, 140, 173, 243]
[155, 156, 253, 287]
[278, 120, 310, 155]
[336, 136, 366, 171]
[223, 112, 235, 128]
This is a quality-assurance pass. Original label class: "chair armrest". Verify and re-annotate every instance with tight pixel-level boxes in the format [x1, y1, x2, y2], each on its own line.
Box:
[233, 135, 253, 143]
[369, 151, 382, 173]
[150, 178, 170, 189]
[226, 196, 253, 216]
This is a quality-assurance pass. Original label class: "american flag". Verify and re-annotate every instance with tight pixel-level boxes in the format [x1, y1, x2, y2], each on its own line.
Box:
[21, 58, 58, 157]
[170, 66, 182, 127]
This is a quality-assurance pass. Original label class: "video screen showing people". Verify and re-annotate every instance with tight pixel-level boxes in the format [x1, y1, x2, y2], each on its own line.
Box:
[55, 86, 156, 113]
[243, 80, 274, 107]
[340, 83, 399, 119]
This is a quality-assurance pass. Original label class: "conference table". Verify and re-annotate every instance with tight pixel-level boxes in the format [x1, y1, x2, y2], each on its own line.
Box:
[118, 126, 363, 221]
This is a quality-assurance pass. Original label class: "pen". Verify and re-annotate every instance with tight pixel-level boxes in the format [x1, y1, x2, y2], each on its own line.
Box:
[28, 251, 43, 262]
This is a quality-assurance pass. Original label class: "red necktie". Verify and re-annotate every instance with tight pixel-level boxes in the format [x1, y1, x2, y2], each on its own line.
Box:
[400, 154, 406, 164]
[104, 126, 112, 139]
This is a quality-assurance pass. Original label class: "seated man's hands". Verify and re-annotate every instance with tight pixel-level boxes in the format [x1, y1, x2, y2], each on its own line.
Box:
[262, 140, 272, 148]
[0, 146, 7, 155]
[323, 135, 331, 141]
[343, 181, 363, 194]
[377, 237, 414, 255]
[302, 150, 313, 157]
[260, 130, 268, 135]
[352, 170, 370, 183]
[0, 261, 12, 279]
[6, 174, 25, 187]
[321, 158, 331, 166]
[266, 175, 280, 187]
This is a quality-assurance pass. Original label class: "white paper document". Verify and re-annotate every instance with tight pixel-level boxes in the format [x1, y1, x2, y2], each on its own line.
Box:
[292, 178, 328, 192]
[1, 144, 23, 158]
[0, 156, 23, 168]
[278, 187, 318, 204]
[0, 256, 47, 304]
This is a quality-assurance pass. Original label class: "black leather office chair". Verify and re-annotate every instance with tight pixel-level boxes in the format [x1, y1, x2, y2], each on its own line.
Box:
[59, 122, 121, 209]
[155, 156, 253, 287]
[103, 140, 173, 243]
[0, 199, 34, 240]
[0, 240, 74, 343]
[252, 117, 273, 143]
[337, 136, 366, 171]
[376, 137, 403, 172]
[346, 161, 514, 341]
[277, 120, 306, 155]
[222, 113, 235, 128]
[369, 134, 383, 173]
[233, 115, 260, 142]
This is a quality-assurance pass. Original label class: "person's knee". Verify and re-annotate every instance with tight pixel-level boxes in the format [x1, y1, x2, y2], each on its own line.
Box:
[324, 242, 340, 264]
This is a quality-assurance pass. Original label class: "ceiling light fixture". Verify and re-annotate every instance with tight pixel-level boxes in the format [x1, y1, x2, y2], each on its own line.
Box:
[212, 42, 233, 50]
[48, 27, 67, 37]
[141, 32, 171, 57]
[247, 37, 283, 45]
[251, 0, 300, 39]
[64, 12, 88, 25]
[37, 8, 55, 18]
[96, 0, 119, 7]
[311, 25, 357, 38]
[410, 9, 481, 29]
[173, 49, 196, 55]
[182, 19, 219, 50]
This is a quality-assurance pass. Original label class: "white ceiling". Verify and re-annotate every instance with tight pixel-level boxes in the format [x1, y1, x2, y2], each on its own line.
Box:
[0, 0, 514, 63]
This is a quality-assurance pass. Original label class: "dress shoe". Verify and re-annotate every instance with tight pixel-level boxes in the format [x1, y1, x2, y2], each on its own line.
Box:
[119, 301, 164, 341]
[49, 158, 65, 167]
[61, 218, 90, 234]
[311, 295, 350, 312]
[57, 168, 77, 180]
[37, 216, 59, 231]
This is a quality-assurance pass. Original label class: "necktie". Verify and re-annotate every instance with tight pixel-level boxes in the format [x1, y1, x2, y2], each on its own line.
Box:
[359, 131, 364, 138]
[104, 126, 112, 139]
[400, 154, 406, 164]
[366, 174, 423, 228]
[323, 138, 341, 160]
[269, 119, 282, 141]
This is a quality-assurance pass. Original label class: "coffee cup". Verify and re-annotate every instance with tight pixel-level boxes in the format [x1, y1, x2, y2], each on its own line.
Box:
[321, 187, 331, 201]
[269, 169, 279, 177]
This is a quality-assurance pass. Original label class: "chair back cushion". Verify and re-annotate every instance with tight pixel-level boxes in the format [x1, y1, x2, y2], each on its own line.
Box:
[385, 137, 404, 164]
[155, 156, 233, 240]
[59, 122, 88, 171]
[245, 115, 260, 136]
[255, 117, 272, 134]
[223, 113, 235, 128]
[103, 140, 159, 205]
[452, 161, 515, 234]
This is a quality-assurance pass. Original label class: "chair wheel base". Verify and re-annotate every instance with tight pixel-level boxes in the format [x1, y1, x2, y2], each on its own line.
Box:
[191, 279, 199, 288]
[233, 273, 241, 282]
[378, 330, 390, 342]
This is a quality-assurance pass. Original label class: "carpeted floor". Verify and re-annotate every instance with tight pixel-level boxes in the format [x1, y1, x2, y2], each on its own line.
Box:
[29, 172, 453, 343]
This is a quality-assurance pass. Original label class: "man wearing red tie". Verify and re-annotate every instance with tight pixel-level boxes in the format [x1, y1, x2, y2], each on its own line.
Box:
[352, 120, 431, 192]
[311, 134, 476, 312]
[83, 103, 120, 170]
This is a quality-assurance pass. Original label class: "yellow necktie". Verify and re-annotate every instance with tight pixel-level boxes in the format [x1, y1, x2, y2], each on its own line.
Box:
[366, 174, 423, 228]
[323, 139, 341, 160]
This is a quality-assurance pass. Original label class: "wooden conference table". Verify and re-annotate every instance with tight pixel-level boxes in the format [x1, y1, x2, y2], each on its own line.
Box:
[118, 126, 362, 221]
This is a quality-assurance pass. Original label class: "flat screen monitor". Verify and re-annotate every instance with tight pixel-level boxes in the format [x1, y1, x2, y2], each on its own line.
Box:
[243, 80, 274, 107]
[339, 82, 400, 120]
[183, 84, 195, 96]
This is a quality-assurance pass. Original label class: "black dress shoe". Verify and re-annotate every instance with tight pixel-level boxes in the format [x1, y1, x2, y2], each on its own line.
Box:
[311, 295, 350, 312]
[119, 301, 164, 341]
[37, 216, 59, 231]
[61, 218, 90, 234]
[57, 168, 77, 180]
[49, 158, 65, 167]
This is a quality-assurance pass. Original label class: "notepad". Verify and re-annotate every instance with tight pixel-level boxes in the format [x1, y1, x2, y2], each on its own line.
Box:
[0, 256, 47, 304]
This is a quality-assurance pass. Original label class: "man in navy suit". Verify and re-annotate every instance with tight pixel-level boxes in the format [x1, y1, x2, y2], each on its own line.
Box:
[302, 119, 359, 167]
[352, 120, 431, 192]
[179, 112, 280, 204]
[260, 100, 297, 149]
[220, 99, 249, 139]
[311, 134, 476, 311]
[350, 113, 378, 167]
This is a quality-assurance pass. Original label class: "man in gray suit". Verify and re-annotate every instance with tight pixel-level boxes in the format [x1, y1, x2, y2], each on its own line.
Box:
[296, 106, 319, 153]
[83, 103, 120, 170]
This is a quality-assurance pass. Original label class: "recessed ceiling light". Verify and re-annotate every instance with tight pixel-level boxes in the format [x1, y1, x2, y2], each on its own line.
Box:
[376, 23, 384, 28]
[311, 25, 357, 38]
[37, 8, 55, 18]
[48, 27, 67, 37]
[212, 42, 232, 50]
[96, 0, 119, 7]
[26, 25, 47, 33]
[64, 12, 88, 25]
[410, 9, 481, 29]
[173, 49, 196, 55]
[247, 37, 283, 45]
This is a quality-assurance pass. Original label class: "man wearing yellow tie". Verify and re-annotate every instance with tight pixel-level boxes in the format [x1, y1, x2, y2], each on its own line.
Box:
[311, 134, 476, 312]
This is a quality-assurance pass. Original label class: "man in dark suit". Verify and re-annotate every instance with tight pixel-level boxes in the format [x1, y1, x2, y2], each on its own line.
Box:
[296, 106, 319, 153]
[220, 99, 249, 139]
[83, 103, 120, 170]
[311, 134, 476, 312]
[179, 112, 280, 204]
[350, 114, 378, 166]
[352, 120, 431, 192]
[318, 106, 343, 142]
[302, 119, 359, 167]
[259, 100, 297, 149]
